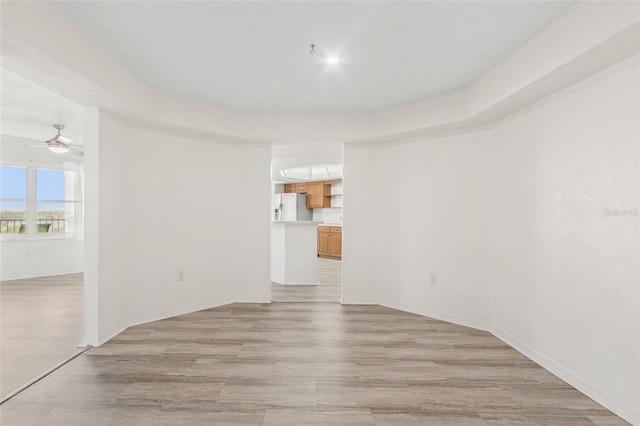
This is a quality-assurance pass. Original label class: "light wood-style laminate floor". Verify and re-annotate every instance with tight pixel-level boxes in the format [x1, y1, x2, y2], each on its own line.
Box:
[0, 274, 84, 400]
[1, 303, 629, 425]
[0, 262, 629, 425]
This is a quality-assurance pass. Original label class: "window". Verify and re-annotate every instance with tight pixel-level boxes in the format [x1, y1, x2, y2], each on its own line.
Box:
[0, 165, 83, 235]
[0, 166, 26, 233]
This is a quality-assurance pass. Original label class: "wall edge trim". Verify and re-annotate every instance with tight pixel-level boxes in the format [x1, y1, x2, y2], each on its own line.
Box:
[1, 269, 84, 282]
[235, 297, 272, 303]
[341, 297, 377, 305]
[128, 297, 237, 329]
[377, 298, 490, 332]
[490, 324, 638, 425]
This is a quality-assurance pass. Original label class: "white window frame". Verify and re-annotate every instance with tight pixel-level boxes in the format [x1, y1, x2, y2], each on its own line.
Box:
[1, 163, 83, 241]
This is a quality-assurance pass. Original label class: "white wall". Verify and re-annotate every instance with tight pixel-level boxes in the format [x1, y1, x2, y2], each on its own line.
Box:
[84, 111, 271, 345]
[345, 133, 492, 327]
[0, 239, 83, 281]
[94, 113, 134, 342]
[342, 146, 379, 304]
[373, 133, 492, 329]
[343, 60, 639, 423]
[489, 61, 639, 422]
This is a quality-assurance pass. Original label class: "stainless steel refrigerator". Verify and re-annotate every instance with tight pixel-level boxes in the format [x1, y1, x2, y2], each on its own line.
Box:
[273, 193, 312, 221]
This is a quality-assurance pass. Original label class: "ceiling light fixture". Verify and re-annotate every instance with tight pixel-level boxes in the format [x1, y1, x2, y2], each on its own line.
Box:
[326, 56, 339, 65]
[47, 143, 70, 154]
[47, 124, 71, 154]
[278, 164, 342, 181]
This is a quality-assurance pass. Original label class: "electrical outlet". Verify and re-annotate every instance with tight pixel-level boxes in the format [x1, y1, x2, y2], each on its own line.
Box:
[176, 269, 185, 281]
[430, 272, 437, 285]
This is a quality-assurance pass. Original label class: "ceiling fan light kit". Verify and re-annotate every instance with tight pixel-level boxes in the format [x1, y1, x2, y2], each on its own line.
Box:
[47, 143, 70, 154]
[46, 124, 72, 153]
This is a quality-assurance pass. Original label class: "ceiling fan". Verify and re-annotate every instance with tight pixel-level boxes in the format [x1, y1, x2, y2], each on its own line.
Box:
[12, 124, 83, 156]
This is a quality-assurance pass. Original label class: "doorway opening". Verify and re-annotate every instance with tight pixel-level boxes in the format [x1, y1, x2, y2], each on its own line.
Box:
[269, 144, 343, 303]
[0, 149, 85, 402]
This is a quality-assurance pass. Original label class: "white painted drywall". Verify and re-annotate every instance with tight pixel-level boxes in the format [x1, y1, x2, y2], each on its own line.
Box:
[343, 60, 639, 423]
[341, 146, 379, 304]
[0, 238, 83, 281]
[372, 132, 492, 330]
[489, 60, 639, 422]
[83, 111, 271, 345]
[231, 144, 272, 303]
[82, 106, 100, 345]
[93, 112, 133, 344]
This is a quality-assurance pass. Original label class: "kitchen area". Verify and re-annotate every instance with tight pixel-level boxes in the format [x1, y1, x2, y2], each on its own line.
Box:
[270, 144, 343, 300]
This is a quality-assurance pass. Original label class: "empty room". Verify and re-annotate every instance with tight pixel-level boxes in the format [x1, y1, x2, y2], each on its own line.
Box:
[0, 1, 638, 425]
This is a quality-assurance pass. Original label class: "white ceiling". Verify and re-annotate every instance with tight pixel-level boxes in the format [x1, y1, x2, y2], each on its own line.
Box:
[271, 143, 343, 182]
[1, 1, 576, 171]
[1, 69, 84, 166]
[51, 1, 576, 113]
[1, 69, 84, 144]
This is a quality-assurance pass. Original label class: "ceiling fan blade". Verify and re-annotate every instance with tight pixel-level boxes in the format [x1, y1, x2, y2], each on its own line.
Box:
[57, 135, 74, 144]
[69, 146, 84, 157]
[0, 133, 43, 144]
[16, 145, 47, 149]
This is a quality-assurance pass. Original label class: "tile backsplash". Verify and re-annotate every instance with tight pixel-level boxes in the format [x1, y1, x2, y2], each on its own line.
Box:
[313, 208, 343, 224]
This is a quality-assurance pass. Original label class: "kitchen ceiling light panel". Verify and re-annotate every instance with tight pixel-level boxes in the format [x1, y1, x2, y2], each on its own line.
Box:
[278, 164, 343, 181]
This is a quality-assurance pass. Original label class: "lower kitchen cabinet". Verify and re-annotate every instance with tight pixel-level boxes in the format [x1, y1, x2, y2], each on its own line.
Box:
[318, 229, 330, 256]
[318, 225, 342, 259]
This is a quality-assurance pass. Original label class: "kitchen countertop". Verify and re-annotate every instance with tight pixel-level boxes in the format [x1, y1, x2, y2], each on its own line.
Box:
[272, 221, 322, 226]
[319, 223, 342, 227]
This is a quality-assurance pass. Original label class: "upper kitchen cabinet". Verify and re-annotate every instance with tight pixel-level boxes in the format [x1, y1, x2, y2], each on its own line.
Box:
[328, 180, 343, 208]
[285, 183, 308, 193]
[306, 181, 331, 208]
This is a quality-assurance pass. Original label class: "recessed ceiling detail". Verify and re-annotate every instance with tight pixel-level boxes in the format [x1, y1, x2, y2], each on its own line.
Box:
[278, 163, 342, 182]
[51, 1, 575, 113]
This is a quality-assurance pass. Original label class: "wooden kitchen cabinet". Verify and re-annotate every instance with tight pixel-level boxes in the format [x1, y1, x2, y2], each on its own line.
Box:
[284, 183, 308, 193]
[317, 226, 330, 257]
[329, 233, 342, 258]
[285, 180, 339, 206]
[307, 181, 331, 208]
[318, 225, 342, 259]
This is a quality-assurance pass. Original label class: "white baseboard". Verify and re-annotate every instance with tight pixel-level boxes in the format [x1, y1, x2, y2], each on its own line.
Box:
[1, 269, 84, 282]
[376, 298, 637, 424]
[80, 335, 100, 347]
[86, 297, 235, 347]
[377, 298, 490, 331]
[235, 297, 272, 303]
[272, 282, 319, 286]
[79, 292, 638, 425]
[96, 319, 130, 347]
[491, 325, 638, 426]
[340, 297, 377, 305]
[129, 297, 236, 329]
